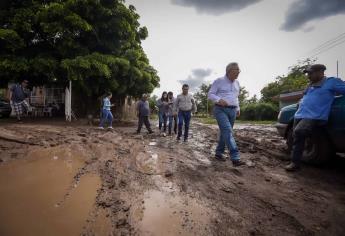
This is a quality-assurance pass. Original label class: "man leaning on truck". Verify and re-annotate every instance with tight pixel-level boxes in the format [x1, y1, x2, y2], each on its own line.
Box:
[285, 64, 345, 171]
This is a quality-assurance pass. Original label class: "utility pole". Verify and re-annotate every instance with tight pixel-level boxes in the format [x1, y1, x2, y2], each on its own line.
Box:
[336, 60, 339, 78]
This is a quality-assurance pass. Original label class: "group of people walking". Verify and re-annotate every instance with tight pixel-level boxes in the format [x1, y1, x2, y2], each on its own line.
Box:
[156, 86, 197, 141]
[134, 84, 197, 142]
[99, 61, 345, 171]
[130, 63, 246, 167]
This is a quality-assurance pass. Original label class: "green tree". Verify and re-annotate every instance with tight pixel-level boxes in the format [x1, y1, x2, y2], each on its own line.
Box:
[149, 94, 158, 113]
[194, 83, 212, 115]
[239, 86, 249, 107]
[0, 0, 159, 113]
[260, 58, 315, 105]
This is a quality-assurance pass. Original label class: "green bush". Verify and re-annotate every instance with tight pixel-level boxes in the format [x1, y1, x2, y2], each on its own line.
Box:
[240, 103, 278, 121]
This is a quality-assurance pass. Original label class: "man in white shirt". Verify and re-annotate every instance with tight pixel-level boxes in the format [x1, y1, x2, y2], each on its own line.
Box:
[208, 62, 245, 167]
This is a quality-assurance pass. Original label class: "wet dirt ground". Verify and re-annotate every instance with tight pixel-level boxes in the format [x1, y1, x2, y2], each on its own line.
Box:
[1, 119, 345, 236]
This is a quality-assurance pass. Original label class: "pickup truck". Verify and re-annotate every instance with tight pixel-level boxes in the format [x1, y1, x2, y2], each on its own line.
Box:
[275, 95, 345, 164]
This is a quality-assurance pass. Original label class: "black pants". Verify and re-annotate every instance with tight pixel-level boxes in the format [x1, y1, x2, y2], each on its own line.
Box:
[291, 118, 326, 165]
[137, 116, 152, 133]
[173, 115, 178, 134]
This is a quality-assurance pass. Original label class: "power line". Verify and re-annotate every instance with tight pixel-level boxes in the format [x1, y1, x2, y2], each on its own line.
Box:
[309, 38, 345, 57]
[308, 32, 345, 54]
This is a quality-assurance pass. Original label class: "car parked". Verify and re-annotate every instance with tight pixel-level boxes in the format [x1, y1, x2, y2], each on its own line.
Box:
[276, 95, 345, 164]
[0, 98, 11, 118]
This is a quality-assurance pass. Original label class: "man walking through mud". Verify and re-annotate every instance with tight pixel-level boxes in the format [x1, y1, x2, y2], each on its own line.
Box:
[285, 64, 345, 171]
[136, 94, 154, 134]
[174, 84, 197, 142]
[208, 62, 245, 167]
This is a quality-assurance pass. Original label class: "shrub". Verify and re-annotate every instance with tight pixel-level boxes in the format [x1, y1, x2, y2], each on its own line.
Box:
[240, 103, 278, 121]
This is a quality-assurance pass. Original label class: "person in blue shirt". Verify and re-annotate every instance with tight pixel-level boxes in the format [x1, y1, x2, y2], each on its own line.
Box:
[99, 92, 114, 130]
[285, 64, 345, 171]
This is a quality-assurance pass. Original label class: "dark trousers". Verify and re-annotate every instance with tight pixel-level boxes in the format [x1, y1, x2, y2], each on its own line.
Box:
[291, 118, 326, 165]
[137, 116, 152, 133]
[173, 115, 178, 134]
[178, 111, 191, 140]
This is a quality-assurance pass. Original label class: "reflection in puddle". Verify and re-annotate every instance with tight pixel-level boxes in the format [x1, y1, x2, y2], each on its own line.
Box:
[0, 146, 101, 236]
[131, 190, 212, 236]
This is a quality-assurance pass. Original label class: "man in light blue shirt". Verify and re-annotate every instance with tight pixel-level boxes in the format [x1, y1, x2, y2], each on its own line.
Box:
[208, 62, 245, 167]
[285, 64, 345, 171]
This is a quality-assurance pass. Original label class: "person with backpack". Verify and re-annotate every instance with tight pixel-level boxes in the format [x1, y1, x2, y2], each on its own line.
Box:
[99, 92, 114, 130]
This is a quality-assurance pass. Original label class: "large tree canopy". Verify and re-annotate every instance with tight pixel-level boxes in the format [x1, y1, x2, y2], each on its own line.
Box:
[0, 0, 159, 98]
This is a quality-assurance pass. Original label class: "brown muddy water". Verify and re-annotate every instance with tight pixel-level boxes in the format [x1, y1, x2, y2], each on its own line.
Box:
[130, 189, 211, 236]
[0, 146, 101, 236]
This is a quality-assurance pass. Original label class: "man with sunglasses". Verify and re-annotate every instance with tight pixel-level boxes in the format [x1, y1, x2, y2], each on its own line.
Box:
[208, 62, 245, 167]
[9, 79, 31, 122]
[285, 64, 345, 171]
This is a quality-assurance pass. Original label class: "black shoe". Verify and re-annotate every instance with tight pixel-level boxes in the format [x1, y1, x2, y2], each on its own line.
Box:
[232, 160, 246, 167]
[214, 155, 226, 162]
[136, 130, 140, 134]
[148, 130, 154, 134]
[183, 138, 188, 142]
[285, 162, 300, 172]
[176, 136, 181, 141]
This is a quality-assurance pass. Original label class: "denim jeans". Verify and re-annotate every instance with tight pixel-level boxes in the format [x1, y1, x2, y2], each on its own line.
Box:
[291, 118, 327, 165]
[167, 115, 174, 134]
[214, 106, 239, 161]
[178, 111, 191, 140]
[99, 109, 113, 127]
[158, 112, 167, 131]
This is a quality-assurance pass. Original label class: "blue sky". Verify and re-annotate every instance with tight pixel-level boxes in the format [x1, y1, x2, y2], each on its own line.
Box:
[127, 0, 345, 98]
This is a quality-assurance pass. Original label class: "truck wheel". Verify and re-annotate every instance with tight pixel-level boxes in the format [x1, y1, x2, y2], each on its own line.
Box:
[286, 128, 334, 165]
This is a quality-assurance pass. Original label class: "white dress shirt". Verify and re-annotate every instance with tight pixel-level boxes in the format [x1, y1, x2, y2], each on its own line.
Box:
[208, 75, 240, 111]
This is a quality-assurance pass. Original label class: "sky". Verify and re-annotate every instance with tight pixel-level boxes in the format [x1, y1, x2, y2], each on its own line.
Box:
[126, 0, 345, 98]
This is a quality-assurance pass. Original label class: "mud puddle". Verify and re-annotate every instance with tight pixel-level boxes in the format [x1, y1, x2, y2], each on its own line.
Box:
[130, 189, 212, 236]
[0, 146, 101, 236]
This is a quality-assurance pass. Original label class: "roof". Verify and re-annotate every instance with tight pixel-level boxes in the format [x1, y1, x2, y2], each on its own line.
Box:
[272, 90, 304, 102]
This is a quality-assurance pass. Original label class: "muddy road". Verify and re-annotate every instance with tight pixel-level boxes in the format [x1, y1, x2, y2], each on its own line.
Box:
[1, 120, 345, 236]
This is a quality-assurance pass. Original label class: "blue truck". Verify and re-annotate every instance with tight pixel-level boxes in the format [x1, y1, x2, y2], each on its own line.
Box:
[276, 95, 345, 164]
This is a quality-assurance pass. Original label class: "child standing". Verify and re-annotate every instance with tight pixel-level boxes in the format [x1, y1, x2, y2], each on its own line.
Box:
[99, 92, 114, 129]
